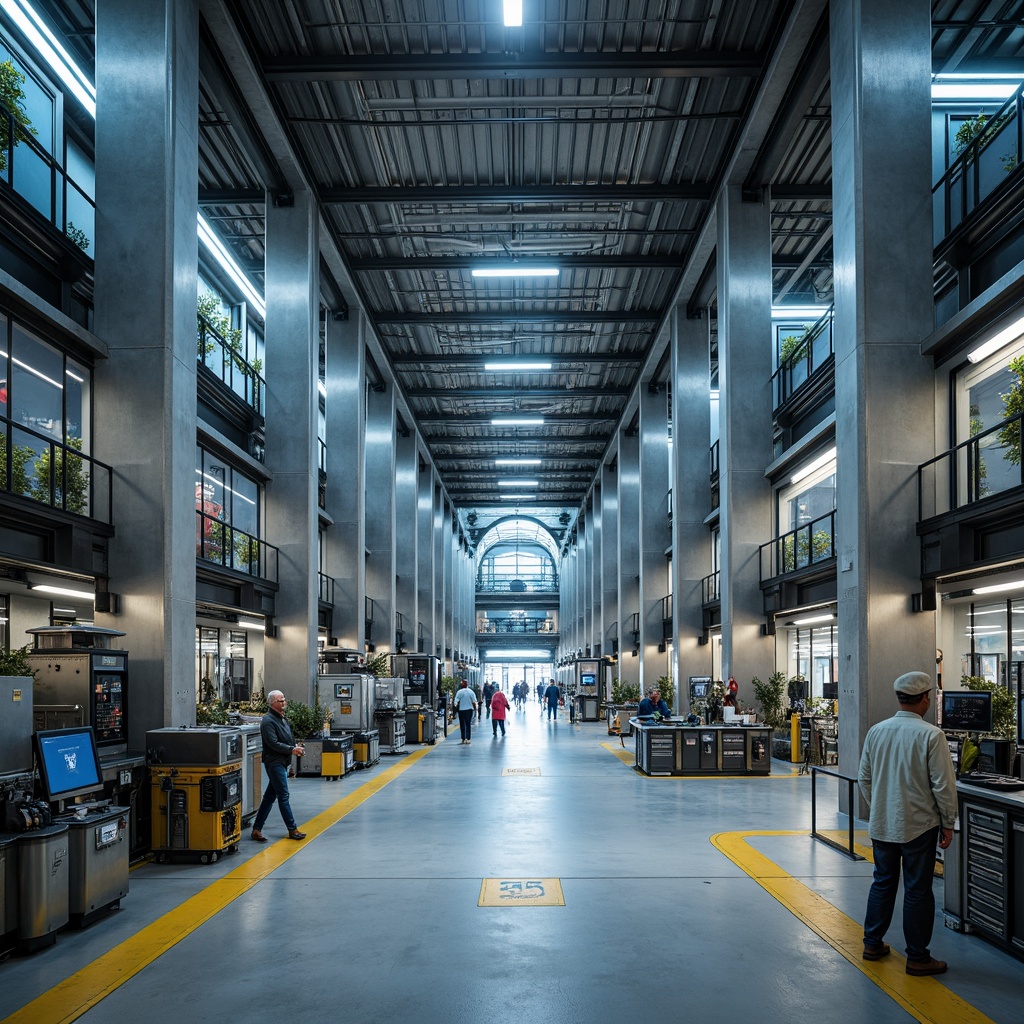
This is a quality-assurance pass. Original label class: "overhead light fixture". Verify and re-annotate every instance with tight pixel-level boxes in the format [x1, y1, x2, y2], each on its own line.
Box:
[771, 305, 830, 319]
[495, 458, 542, 465]
[790, 446, 836, 484]
[484, 361, 553, 371]
[491, 417, 545, 426]
[236, 618, 266, 631]
[496, 495, 535, 501]
[32, 584, 95, 601]
[931, 79, 1021, 101]
[502, 0, 523, 27]
[973, 579, 1024, 595]
[472, 266, 557, 278]
[485, 650, 550, 659]
[967, 312, 1024, 364]
[789, 613, 835, 626]
[498, 480, 538, 487]
[317, 379, 327, 398]
[198, 214, 267, 318]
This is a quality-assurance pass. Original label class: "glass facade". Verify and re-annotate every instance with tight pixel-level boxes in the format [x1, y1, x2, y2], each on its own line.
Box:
[195, 445, 261, 572]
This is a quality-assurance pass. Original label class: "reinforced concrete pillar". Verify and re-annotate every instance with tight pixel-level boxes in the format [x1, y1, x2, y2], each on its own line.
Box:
[263, 192, 319, 701]
[365, 385, 397, 659]
[395, 432, 418, 654]
[640, 382, 671, 687]
[93, 0, 199, 742]
[717, 185, 774, 688]
[416, 462, 437, 654]
[830, 0, 936, 772]
[601, 465, 620, 679]
[618, 430, 641, 687]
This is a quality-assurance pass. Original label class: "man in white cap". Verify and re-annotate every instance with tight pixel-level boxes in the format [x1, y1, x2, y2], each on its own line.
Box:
[857, 671, 957, 976]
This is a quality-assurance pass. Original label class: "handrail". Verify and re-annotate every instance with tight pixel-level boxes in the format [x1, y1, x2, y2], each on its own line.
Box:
[771, 307, 835, 412]
[476, 571, 559, 592]
[810, 765, 865, 862]
[197, 314, 266, 417]
[195, 509, 278, 581]
[701, 570, 720, 604]
[318, 571, 334, 605]
[1, 421, 112, 523]
[918, 410, 1024, 519]
[759, 508, 836, 582]
[476, 617, 556, 635]
[709, 439, 719, 478]
[933, 83, 1024, 244]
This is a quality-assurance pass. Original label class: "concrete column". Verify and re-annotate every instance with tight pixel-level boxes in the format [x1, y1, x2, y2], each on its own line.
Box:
[601, 465, 620, 680]
[717, 184, 774, 688]
[831, 0, 935, 772]
[671, 309, 713, 708]
[365, 385, 396, 658]
[618, 430, 641, 687]
[433, 485, 445, 664]
[263, 193, 319, 701]
[324, 314, 365, 651]
[640, 382, 671, 686]
[443, 498, 454, 669]
[93, 0, 198, 743]
[416, 466, 437, 654]
[395, 432, 418, 653]
[590, 491, 603, 656]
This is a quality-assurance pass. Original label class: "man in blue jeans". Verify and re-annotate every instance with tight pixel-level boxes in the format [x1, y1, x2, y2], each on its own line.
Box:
[858, 672, 957, 976]
[251, 690, 307, 842]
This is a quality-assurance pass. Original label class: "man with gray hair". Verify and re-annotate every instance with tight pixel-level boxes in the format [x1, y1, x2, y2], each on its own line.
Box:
[858, 671, 956, 976]
[251, 690, 307, 842]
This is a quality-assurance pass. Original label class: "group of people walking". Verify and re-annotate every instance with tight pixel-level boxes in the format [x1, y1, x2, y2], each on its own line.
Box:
[450, 678, 565, 742]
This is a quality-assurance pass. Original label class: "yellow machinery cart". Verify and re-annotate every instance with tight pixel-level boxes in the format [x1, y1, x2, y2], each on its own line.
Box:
[149, 763, 242, 863]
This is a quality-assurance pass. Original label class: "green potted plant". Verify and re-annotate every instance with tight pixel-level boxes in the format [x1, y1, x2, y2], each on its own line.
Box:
[751, 671, 788, 732]
[0, 60, 36, 173]
[779, 331, 809, 366]
[0, 643, 36, 678]
[656, 674, 675, 710]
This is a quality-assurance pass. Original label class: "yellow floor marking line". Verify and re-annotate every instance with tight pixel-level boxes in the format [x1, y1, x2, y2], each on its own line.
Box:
[600, 741, 634, 764]
[478, 877, 565, 906]
[3, 742, 439, 1024]
[712, 831, 995, 1024]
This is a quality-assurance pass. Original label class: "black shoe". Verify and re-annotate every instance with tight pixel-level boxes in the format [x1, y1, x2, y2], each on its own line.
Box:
[288, 829, 307, 841]
[251, 829, 268, 843]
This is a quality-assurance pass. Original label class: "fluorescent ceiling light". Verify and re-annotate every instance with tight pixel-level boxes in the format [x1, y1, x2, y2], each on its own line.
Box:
[790, 613, 835, 626]
[491, 417, 545, 426]
[496, 495, 535, 500]
[498, 479, 538, 487]
[52, 607, 78, 615]
[932, 83, 1019, 101]
[317, 379, 327, 398]
[495, 458, 542, 465]
[32, 584, 94, 600]
[790, 446, 836, 484]
[502, 0, 523, 27]
[973, 579, 1024, 595]
[236, 618, 265, 631]
[967, 312, 1024, 364]
[1, 0, 96, 116]
[472, 267, 558, 278]
[771, 305, 830, 319]
[485, 650, 551, 659]
[198, 214, 266, 318]
[484, 361, 553, 371]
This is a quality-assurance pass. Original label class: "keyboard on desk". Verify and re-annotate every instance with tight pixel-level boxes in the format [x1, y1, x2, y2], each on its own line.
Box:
[961, 772, 1024, 792]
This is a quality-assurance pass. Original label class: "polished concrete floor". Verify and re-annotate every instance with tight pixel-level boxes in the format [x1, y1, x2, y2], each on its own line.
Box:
[2, 702, 1023, 1024]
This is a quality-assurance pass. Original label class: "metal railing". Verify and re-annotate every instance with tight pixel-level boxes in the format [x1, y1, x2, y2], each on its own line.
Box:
[701, 570, 720, 605]
[1, 99, 95, 257]
[318, 571, 334, 605]
[476, 617, 556, 635]
[933, 83, 1024, 245]
[1, 422, 112, 523]
[760, 509, 837, 581]
[810, 766, 864, 862]
[918, 411, 1024, 520]
[195, 509, 278, 581]
[476, 571, 559, 593]
[771, 308, 835, 412]
[710, 440, 719, 479]
[197, 314, 266, 417]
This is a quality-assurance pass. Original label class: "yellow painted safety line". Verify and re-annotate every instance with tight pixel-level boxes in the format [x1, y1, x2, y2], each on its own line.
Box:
[2, 741, 442, 1024]
[712, 830, 995, 1024]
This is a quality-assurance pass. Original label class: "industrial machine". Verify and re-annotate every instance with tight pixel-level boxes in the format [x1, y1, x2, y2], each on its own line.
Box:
[392, 654, 439, 710]
[573, 659, 602, 721]
[235, 724, 262, 823]
[324, 674, 375, 732]
[350, 730, 380, 769]
[374, 677, 406, 753]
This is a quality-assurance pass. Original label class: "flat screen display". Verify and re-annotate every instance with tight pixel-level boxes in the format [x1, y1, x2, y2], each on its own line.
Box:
[581, 673, 596, 687]
[691, 681, 708, 699]
[33, 727, 104, 802]
[941, 691, 993, 733]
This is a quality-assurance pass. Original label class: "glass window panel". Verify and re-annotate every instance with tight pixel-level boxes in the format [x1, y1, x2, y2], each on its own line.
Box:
[65, 138, 93, 199]
[11, 325, 63, 441]
[13, 142, 52, 219]
[65, 357, 88, 448]
[11, 424, 47, 503]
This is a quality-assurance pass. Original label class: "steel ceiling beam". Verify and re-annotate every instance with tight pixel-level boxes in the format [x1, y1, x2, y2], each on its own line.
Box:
[199, 188, 265, 205]
[321, 184, 713, 204]
[349, 254, 684, 272]
[434, 455, 601, 465]
[424, 436, 610, 447]
[374, 310, 660, 324]
[404, 387, 629, 398]
[413, 412, 617, 423]
[389, 352, 643, 366]
[261, 51, 764, 82]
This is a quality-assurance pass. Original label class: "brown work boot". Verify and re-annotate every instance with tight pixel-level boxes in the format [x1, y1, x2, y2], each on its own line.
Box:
[906, 957, 947, 976]
[862, 942, 890, 961]
[250, 828, 268, 843]
[288, 829, 307, 840]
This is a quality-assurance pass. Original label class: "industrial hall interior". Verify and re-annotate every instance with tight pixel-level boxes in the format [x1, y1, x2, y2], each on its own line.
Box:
[3, 0, 1024, 1022]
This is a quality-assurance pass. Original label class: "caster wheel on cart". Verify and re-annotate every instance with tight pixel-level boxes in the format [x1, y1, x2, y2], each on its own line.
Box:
[200, 854, 209, 864]
[227, 844, 238, 855]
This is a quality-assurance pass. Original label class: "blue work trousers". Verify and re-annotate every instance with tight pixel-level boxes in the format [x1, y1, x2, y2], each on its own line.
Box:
[253, 761, 298, 833]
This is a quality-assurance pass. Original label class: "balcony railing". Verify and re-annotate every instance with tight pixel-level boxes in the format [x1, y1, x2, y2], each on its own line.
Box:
[702, 571, 720, 605]
[933, 83, 1024, 246]
[1, 422, 111, 522]
[1, 99, 95, 257]
[710, 439, 719, 479]
[477, 617, 556, 635]
[197, 314, 266, 417]
[918, 411, 1024, 520]
[476, 571, 559, 593]
[318, 571, 334, 605]
[196, 509, 278, 581]
[760, 509, 837, 581]
[772, 308, 835, 412]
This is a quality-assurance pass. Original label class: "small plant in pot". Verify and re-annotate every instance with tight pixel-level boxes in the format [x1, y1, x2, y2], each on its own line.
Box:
[0, 643, 36, 677]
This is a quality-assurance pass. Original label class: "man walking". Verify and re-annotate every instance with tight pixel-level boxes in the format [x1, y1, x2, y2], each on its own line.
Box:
[251, 690, 307, 842]
[453, 679, 478, 744]
[858, 671, 957, 976]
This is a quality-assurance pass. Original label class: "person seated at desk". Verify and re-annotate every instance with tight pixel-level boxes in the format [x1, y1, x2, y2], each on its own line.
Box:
[637, 687, 672, 720]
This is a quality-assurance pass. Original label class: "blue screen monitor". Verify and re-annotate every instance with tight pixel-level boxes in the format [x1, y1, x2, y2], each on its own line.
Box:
[33, 727, 104, 802]
[941, 691, 993, 734]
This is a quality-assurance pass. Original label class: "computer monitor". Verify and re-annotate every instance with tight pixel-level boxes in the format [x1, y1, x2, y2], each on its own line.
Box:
[690, 678, 710, 700]
[941, 691, 993, 734]
[33, 727, 104, 803]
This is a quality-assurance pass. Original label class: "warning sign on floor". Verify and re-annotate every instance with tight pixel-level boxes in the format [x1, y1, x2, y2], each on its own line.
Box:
[501, 767, 541, 776]
[478, 878, 565, 906]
